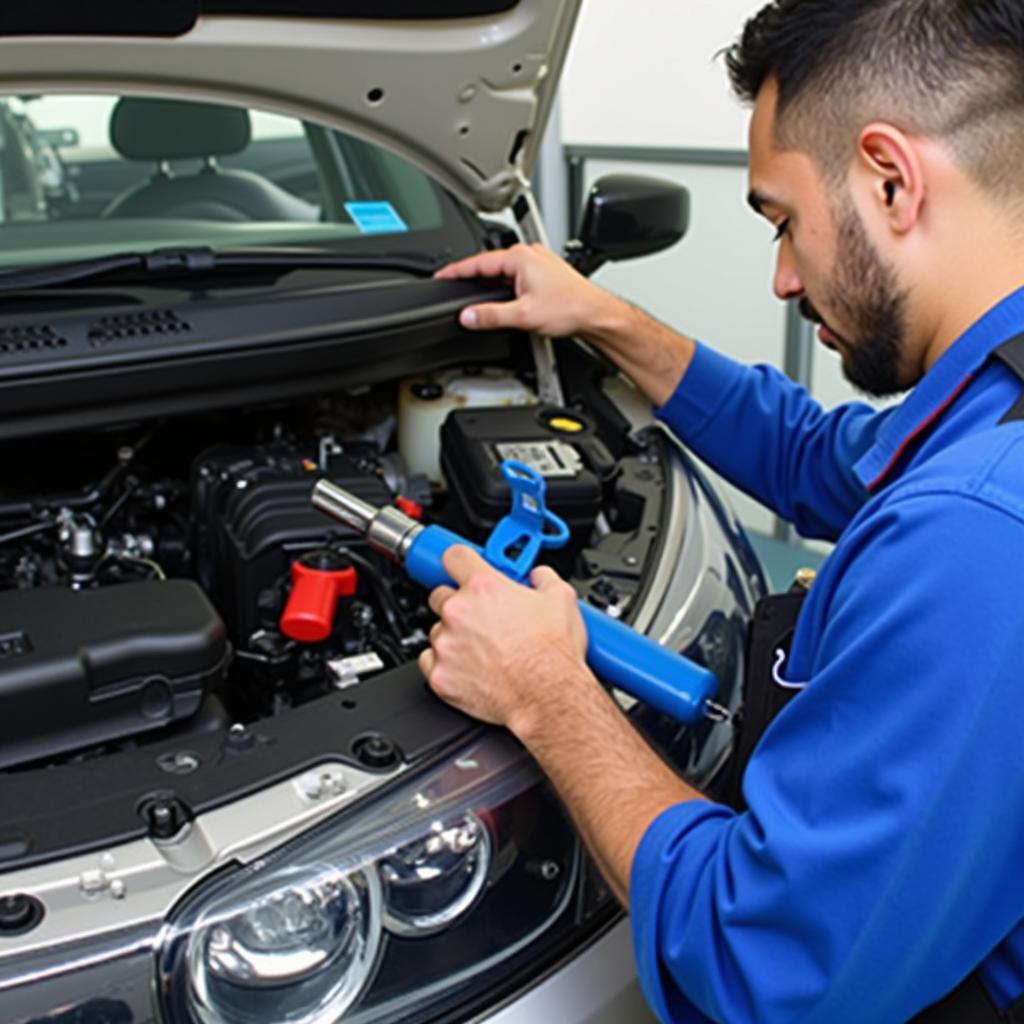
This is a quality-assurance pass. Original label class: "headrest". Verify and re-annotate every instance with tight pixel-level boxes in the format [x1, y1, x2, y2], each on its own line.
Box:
[110, 97, 251, 162]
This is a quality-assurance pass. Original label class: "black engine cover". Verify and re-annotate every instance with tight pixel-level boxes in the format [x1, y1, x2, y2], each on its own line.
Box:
[0, 580, 227, 769]
[192, 445, 392, 643]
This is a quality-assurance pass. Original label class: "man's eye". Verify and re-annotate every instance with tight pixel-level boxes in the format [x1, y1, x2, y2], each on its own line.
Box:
[773, 219, 790, 243]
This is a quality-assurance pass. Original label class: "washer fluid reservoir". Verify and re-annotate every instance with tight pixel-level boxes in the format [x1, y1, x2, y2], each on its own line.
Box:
[398, 370, 536, 484]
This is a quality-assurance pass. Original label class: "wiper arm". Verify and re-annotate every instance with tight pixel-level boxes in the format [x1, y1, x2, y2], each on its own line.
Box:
[0, 246, 440, 295]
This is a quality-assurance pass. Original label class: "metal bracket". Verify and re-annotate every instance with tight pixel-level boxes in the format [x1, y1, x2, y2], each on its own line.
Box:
[512, 181, 566, 407]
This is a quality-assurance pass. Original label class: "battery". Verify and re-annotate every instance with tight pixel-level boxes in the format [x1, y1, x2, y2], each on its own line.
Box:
[440, 405, 610, 541]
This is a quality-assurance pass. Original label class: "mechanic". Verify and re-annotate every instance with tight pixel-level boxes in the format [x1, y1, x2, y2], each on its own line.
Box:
[419, 1, 1024, 1021]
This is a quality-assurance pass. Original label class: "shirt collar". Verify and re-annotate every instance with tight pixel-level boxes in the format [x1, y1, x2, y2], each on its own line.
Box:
[854, 285, 1024, 491]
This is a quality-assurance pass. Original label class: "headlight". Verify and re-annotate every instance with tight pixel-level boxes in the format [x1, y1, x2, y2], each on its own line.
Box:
[187, 867, 380, 1024]
[159, 734, 611, 1024]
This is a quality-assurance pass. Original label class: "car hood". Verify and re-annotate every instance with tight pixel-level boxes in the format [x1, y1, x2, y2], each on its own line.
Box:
[0, 0, 580, 213]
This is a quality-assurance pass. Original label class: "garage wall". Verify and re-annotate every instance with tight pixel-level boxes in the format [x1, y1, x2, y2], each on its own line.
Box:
[560, 0, 754, 151]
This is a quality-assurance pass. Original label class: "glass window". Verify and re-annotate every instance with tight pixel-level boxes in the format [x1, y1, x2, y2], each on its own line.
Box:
[0, 92, 462, 269]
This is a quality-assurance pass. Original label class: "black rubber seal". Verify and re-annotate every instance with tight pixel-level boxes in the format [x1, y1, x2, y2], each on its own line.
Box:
[0, 0, 520, 37]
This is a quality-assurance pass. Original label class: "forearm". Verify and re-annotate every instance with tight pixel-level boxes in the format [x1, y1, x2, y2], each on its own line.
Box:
[580, 293, 697, 409]
[510, 656, 706, 906]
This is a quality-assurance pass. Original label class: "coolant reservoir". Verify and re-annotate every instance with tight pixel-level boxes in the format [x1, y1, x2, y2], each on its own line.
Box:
[398, 370, 536, 484]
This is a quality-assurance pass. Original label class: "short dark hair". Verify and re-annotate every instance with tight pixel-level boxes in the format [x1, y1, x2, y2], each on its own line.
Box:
[725, 0, 1024, 198]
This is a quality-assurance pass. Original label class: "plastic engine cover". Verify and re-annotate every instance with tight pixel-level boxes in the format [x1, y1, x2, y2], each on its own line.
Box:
[0, 580, 227, 770]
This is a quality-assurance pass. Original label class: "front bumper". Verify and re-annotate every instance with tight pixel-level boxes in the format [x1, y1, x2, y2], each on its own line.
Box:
[482, 919, 657, 1024]
[3, 919, 656, 1024]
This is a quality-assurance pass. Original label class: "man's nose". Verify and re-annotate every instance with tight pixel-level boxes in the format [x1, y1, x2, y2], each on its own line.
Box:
[773, 243, 804, 301]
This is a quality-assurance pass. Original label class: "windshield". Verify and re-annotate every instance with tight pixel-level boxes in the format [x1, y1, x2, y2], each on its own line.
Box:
[0, 93, 476, 269]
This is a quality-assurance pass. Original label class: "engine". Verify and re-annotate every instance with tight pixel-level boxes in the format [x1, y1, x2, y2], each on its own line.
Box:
[0, 382, 665, 771]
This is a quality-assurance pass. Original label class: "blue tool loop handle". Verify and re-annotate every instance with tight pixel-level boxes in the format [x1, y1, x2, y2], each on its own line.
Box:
[405, 525, 718, 726]
[483, 460, 570, 583]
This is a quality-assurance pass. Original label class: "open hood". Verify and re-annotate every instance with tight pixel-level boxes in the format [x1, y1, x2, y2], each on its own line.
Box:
[0, 0, 580, 212]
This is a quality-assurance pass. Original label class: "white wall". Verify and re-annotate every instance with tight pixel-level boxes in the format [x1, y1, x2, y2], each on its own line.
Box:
[561, 0, 761, 150]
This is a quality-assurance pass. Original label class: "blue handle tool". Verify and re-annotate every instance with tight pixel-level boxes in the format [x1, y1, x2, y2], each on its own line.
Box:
[311, 463, 720, 726]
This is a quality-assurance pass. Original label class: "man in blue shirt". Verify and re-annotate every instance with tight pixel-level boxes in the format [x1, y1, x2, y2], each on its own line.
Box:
[422, 1, 1024, 1020]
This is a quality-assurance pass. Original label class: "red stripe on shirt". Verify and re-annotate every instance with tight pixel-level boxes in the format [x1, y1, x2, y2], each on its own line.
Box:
[867, 374, 975, 492]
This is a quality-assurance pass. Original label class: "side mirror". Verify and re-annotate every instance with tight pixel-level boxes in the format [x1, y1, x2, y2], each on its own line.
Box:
[564, 174, 690, 277]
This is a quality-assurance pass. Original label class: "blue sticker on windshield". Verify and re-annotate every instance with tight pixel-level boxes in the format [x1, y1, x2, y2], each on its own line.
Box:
[345, 201, 409, 235]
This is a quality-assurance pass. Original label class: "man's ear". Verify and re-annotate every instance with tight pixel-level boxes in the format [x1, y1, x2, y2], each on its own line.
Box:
[856, 123, 924, 233]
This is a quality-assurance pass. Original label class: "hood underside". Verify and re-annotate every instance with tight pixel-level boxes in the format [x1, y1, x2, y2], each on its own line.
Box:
[0, 0, 580, 212]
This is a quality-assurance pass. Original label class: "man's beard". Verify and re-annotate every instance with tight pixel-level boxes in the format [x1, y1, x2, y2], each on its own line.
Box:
[802, 206, 912, 398]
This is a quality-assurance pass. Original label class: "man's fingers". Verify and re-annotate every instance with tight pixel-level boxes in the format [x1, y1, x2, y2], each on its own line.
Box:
[434, 247, 526, 282]
[442, 544, 492, 585]
[418, 647, 435, 679]
[530, 565, 565, 590]
[429, 621, 443, 645]
[459, 300, 530, 332]
[428, 585, 457, 617]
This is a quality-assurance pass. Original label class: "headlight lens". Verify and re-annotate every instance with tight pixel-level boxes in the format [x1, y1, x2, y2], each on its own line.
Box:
[159, 734, 608, 1024]
[187, 868, 380, 1024]
[379, 812, 491, 937]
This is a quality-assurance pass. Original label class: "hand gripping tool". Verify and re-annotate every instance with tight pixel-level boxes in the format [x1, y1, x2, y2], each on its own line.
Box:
[312, 461, 727, 726]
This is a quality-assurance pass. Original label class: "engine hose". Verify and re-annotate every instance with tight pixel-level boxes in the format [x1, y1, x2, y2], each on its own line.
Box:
[341, 547, 410, 642]
[0, 519, 58, 548]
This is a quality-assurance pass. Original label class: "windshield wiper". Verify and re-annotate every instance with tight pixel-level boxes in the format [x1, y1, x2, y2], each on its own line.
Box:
[0, 246, 441, 295]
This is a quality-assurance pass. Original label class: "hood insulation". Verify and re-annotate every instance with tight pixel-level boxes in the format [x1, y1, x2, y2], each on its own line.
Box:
[0, 0, 521, 38]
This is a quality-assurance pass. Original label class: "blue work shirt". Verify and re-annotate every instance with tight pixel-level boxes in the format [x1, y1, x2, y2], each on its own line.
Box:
[632, 286, 1024, 1023]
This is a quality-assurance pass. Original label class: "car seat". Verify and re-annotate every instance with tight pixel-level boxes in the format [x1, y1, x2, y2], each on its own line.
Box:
[102, 97, 317, 222]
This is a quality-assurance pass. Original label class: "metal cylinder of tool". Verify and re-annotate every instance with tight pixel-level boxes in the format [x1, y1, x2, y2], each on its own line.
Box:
[312, 480, 423, 561]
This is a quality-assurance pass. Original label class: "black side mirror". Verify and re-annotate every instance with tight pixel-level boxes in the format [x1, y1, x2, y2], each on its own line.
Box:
[564, 174, 690, 277]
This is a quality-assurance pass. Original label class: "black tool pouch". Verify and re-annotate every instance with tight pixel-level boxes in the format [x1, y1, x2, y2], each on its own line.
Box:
[721, 574, 811, 811]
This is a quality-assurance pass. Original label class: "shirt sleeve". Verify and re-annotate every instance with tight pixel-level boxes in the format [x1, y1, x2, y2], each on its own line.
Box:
[655, 343, 889, 540]
[630, 486, 1024, 1023]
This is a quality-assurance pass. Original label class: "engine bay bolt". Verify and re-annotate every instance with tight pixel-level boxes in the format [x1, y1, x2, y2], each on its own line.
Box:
[78, 869, 108, 897]
[0, 893, 41, 932]
[225, 723, 255, 753]
[623, 554, 639, 567]
[141, 796, 191, 841]
[110, 879, 127, 900]
[320, 770, 346, 797]
[299, 775, 323, 800]
[296, 768, 346, 801]
[351, 601, 374, 628]
[353, 733, 400, 770]
[157, 750, 201, 775]
[526, 860, 561, 882]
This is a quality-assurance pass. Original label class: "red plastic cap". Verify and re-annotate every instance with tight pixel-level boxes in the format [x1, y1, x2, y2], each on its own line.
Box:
[396, 496, 423, 520]
[280, 559, 358, 643]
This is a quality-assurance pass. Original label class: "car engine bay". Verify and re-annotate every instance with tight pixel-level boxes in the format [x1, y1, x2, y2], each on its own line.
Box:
[0, 368, 670, 776]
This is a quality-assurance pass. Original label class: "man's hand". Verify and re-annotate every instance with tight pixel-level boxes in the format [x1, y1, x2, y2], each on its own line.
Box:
[435, 243, 697, 407]
[417, 545, 593, 738]
[435, 242, 623, 339]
